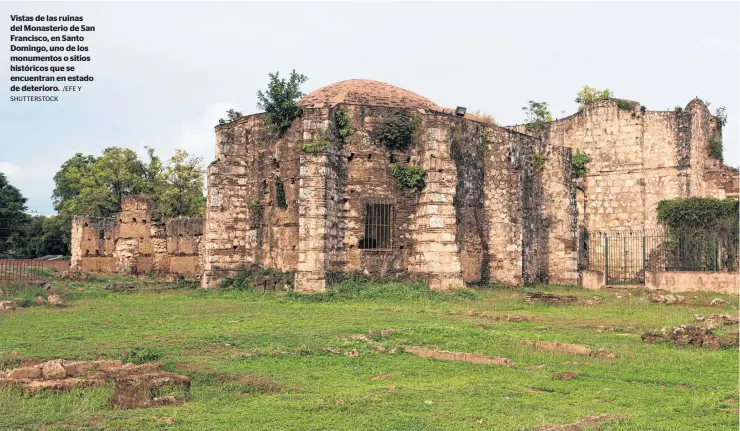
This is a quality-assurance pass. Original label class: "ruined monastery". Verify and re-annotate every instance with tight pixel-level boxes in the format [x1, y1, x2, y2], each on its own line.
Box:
[70, 79, 739, 291]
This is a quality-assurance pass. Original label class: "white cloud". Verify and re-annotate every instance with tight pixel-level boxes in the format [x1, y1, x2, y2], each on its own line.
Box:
[137, 103, 235, 163]
[0, 161, 22, 177]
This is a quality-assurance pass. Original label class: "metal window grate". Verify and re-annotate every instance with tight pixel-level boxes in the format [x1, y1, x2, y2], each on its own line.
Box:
[360, 202, 393, 250]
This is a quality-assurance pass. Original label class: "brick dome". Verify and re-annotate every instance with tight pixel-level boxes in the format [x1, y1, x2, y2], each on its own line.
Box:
[297, 79, 442, 110]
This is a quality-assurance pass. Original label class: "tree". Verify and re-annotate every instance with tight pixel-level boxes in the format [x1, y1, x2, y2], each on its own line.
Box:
[0, 173, 27, 254]
[575, 86, 613, 108]
[157, 150, 206, 217]
[522, 100, 553, 131]
[257, 70, 308, 136]
[6, 215, 69, 258]
[53, 147, 205, 223]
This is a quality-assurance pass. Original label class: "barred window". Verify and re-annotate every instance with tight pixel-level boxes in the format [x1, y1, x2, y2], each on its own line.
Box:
[359, 202, 393, 250]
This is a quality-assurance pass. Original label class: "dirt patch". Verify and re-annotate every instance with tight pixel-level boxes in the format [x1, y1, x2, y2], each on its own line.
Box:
[526, 293, 577, 305]
[522, 340, 615, 359]
[235, 376, 282, 394]
[402, 346, 513, 366]
[538, 414, 611, 430]
[552, 372, 577, 381]
[0, 359, 190, 410]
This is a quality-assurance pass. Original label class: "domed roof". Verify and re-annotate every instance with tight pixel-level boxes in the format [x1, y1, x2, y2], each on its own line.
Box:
[297, 79, 442, 110]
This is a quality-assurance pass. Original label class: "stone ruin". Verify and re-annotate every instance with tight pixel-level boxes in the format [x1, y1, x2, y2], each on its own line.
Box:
[0, 359, 191, 410]
[69, 79, 739, 292]
[70, 196, 203, 277]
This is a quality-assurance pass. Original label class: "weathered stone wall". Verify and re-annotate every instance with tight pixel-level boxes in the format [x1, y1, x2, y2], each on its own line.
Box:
[202, 104, 578, 291]
[202, 112, 302, 287]
[70, 196, 203, 277]
[514, 98, 739, 232]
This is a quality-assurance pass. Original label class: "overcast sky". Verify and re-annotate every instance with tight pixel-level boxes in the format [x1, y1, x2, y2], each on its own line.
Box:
[1, 1, 738, 214]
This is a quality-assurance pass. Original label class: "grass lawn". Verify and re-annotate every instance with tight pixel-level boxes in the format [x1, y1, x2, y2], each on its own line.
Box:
[0, 275, 738, 430]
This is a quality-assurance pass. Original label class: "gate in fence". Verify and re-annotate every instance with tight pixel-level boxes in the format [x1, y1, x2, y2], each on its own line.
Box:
[586, 228, 738, 285]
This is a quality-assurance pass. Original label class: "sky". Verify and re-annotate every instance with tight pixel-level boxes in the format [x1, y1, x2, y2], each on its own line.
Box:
[1, 1, 738, 215]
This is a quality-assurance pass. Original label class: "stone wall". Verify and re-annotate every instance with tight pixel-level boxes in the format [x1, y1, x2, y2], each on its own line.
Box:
[70, 196, 203, 277]
[202, 104, 578, 291]
[513, 98, 739, 232]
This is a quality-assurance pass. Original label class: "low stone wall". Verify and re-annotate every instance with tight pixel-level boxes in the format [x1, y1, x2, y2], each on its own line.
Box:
[646, 271, 739, 295]
[70, 196, 203, 278]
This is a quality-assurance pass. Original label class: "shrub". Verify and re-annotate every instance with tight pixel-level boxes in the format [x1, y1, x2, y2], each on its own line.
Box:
[275, 177, 287, 209]
[333, 108, 352, 138]
[390, 164, 426, 192]
[257, 70, 308, 136]
[122, 347, 161, 365]
[708, 136, 723, 162]
[571, 150, 592, 178]
[714, 106, 728, 129]
[218, 109, 243, 125]
[657, 198, 738, 231]
[575, 86, 613, 108]
[616, 100, 634, 111]
[533, 153, 548, 171]
[372, 112, 417, 151]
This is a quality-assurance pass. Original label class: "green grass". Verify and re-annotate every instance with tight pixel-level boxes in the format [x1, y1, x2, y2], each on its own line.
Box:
[0, 275, 737, 430]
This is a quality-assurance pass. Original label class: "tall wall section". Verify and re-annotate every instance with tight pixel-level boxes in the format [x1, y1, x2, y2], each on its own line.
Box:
[70, 196, 203, 277]
[514, 98, 738, 232]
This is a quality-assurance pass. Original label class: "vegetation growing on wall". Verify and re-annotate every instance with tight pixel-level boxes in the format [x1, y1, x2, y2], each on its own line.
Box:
[218, 109, 243, 125]
[616, 100, 634, 111]
[657, 198, 738, 232]
[465, 110, 496, 125]
[373, 111, 417, 151]
[257, 70, 308, 136]
[533, 153, 548, 172]
[274, 177, 287, 209]
[522, 101, 552, 132]
[333, 108, 353, 139]
[246, 200, 264, 225]
[707, 107, 727, 162]
[708, 136, 723, 162]
[715, 106, 727, 129]
[571, 150, 592, 178]
[390, 164, 426, 193]
[575, 86, 613, 108]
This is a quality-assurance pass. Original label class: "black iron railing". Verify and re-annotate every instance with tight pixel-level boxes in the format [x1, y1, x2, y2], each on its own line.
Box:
[587, 228, 738, 285]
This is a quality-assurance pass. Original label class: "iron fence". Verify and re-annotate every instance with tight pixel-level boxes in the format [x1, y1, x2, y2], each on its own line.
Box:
[0, 259, 70, 284]
[587, 228, 738, 285]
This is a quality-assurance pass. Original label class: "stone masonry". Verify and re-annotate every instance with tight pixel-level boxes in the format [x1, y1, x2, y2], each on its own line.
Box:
[70, 196, 203, 277]
[69, 80, 737, 292]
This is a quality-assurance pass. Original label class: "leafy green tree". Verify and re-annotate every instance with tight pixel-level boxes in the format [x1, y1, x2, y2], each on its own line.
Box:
[157, 150, 206, 217]
[53, 147, 205, 223]
[257, 70, 308, 136]
[7, 215, 69, 258]
[575, 86, 613, 108]
[522, 101, 553, 131]
[0, 173, 27, 254]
